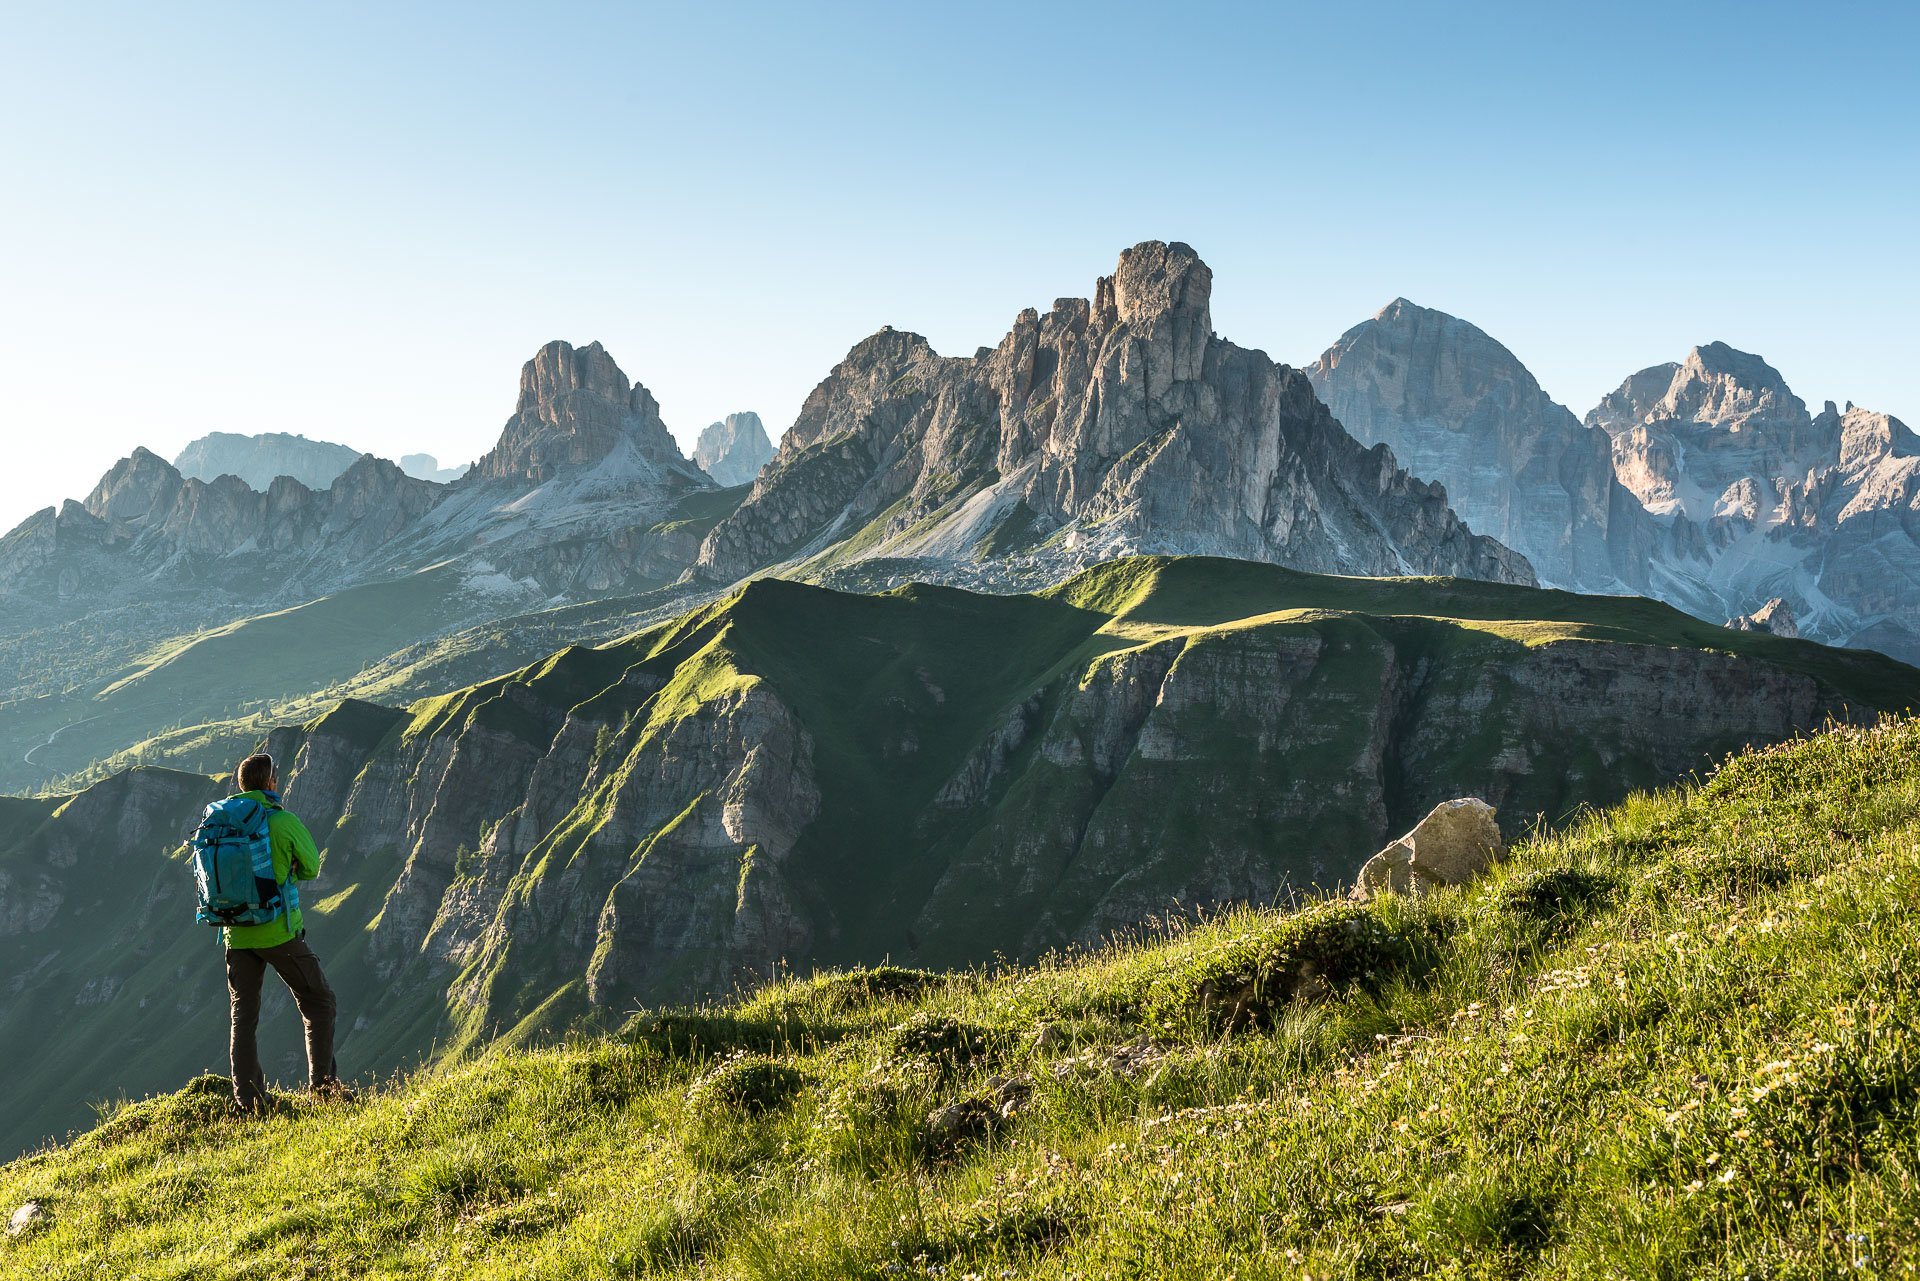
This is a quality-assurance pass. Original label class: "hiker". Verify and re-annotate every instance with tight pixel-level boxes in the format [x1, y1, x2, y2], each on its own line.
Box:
[190, 752, 345, 1110]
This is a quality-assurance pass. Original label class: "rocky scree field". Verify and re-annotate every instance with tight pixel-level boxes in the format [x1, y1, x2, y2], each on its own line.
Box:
[4, 715, 1920, 1277]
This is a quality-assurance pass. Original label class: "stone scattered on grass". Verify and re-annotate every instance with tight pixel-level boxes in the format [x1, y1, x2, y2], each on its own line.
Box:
[1350, 798, 1505, 902]
[1050, 1037, 1172, 1081]
[7, 1200, 49, 1239]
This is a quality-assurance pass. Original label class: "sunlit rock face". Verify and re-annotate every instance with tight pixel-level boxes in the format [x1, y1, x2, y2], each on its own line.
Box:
[1309, 292, 1920, 663]
[1308, 298, 1630, 593]
[694, 413, 775, 487]
[694, 241, 1534, 591]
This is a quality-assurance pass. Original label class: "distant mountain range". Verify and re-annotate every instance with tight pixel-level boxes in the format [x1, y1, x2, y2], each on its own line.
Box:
[174, 431, 468, 490]
[2, 238, 1917, 791]
[1310, 299, 1920, 662]
[693, 412, 775, 487]
[5, 241, 1920, 1161]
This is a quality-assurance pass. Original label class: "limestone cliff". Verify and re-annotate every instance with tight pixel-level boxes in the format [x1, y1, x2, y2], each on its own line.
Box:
[694, 243, 1534, 590]
[173, 431, 367, 493]
[1309, 296, 1920, 663]
[694, 412, 776, 487]
[1308, 299, 1641, 592]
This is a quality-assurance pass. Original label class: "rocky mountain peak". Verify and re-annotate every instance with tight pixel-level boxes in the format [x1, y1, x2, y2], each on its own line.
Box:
[1593, 343, 1806, 436]
[1316, 297, 1556, 408]
[83, 448, 185, 530]
[1101, 240, 1213, 332]
[474, 340, 701, 486]
[1667, 342, 1806, 431]
[514, 339, 631, 416]
[1836, 405, 1920, 470]
[695, 240, 1530, 589]
[1726, 597, 1799, 638]
[1584, 363, 1683, 436]
[693, 412, 776, 488]
[1307, 297, 1616, 591]
[173, 431, 364, 493]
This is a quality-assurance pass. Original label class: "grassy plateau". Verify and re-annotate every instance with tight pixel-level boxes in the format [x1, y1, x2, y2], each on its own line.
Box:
[4, 712, 1918, 1278]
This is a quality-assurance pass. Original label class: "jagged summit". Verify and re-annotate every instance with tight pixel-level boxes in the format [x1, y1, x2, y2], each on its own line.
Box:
[1308, 297, 1621, 592]
[693, 412, 775, 487]
[473, 340, 703, 486]
[1104, 239, 1212, 329]
[1587, 342, 1806, 437]
[695, 240, 1530, 590]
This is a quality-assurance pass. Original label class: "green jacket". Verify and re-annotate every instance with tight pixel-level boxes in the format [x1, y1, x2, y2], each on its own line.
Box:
[222, 790, 322, 950]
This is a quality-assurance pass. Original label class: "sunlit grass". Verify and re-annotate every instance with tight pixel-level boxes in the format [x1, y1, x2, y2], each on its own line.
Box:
[6, 716, 1920, 1276]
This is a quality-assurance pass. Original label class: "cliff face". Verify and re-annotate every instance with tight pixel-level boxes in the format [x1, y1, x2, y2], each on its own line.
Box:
[1309, 297, 1920, 663]
[173, 432, 367, 493]
[1308, 299, 1637, 592]
[4, 555, 1913, 1160]
[694, 242, 1534, 591]
[693, 412, 776, 487]
[1586, 352, 1920, 659]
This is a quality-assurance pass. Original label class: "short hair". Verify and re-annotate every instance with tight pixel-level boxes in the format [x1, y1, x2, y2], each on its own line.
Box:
[237, 753, 276, 792]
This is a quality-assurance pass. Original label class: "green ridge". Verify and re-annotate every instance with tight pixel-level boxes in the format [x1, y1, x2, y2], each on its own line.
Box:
[5, 717, 1919, 1277]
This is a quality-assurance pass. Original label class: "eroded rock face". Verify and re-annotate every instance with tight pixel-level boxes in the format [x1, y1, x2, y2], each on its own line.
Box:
[694, 242, 1534, 590]
[694, 413, 776, 487]
[1348, 798, 1503, 902]
[1727, 598, 1799, 638]
[1589, 343, 1830, 523]
[474, 341, 700, 486]
[1309, 300, 1635, 592]
[174, 432, 366, 492]
[1308, 296, 1920, 664]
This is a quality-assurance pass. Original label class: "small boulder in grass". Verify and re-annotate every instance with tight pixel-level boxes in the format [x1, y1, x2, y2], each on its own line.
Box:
[7, 1200, 49, 1239]
[1351, 798, 1505, 902]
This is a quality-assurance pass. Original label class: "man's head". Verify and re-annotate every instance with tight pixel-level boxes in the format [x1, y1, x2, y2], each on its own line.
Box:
[236, 753, 277, 794]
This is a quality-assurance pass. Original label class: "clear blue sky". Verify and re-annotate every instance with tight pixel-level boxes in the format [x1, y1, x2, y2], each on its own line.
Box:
[1, 0, 1914, 534]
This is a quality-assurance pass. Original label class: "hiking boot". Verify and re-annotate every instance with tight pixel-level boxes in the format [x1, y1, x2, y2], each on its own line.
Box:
[310, 1079, 357, 1104]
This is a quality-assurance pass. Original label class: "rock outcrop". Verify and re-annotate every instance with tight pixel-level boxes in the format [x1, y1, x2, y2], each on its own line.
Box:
[474, 341, 701, 487]
[1588, 344, 1831, 522]
[694, 242, 1534, 590]
[1585, 355, 1920, 659]
[1348, 798, 1504, 902]
[693, 413, 776, 487]
[1726, 598, 1798, 638]
[1308, 300, 1641, 592]
[174, 431, 368, 493]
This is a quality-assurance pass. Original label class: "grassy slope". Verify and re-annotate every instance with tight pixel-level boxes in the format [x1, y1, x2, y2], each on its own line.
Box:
[5, 715, 1918, 1278]
[5, 555, 1916, 1170]
[0, 755, 415, 1165]
[0, 485, 749, 794]
[744, 557, 1916, 964]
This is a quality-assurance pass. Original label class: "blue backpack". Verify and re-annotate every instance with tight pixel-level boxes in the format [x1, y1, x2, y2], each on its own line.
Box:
[190, 796, 298, 929]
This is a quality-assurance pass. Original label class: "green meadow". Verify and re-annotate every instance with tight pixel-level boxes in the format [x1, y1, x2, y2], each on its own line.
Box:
[5, 712, 1918, 1278]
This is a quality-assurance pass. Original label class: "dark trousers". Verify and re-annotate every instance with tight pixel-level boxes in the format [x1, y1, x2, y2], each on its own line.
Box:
[225, 931, 338, 1109]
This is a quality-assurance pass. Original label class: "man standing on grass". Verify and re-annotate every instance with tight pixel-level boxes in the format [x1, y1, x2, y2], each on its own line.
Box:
[214, 752, 346, 1110]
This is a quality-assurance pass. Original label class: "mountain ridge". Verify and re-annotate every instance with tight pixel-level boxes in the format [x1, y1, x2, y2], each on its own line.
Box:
[2, 554, 1914, 1160]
